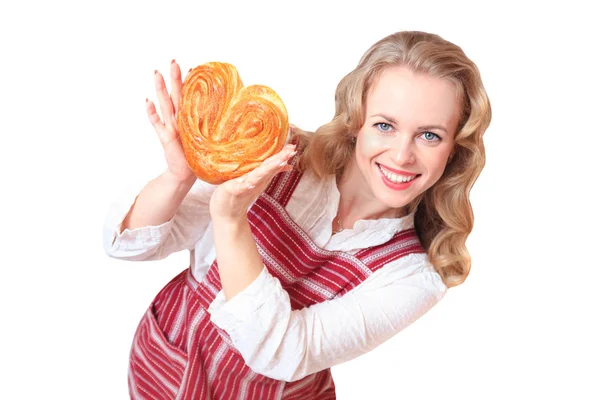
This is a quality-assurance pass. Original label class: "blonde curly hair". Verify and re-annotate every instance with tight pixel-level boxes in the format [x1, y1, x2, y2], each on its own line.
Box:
[294, 31, 492, 288]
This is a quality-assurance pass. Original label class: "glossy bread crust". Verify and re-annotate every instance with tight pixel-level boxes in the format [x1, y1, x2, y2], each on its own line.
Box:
[177, 62, 289, 184]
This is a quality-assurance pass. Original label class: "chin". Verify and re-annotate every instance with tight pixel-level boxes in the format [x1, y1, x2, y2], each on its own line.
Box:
[373, 175, 428, 210]
[374, 191, 416, 211]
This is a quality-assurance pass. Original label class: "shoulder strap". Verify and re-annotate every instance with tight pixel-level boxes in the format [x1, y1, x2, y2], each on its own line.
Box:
[264, 137, 304, 207]
[355, 228, 425, 269]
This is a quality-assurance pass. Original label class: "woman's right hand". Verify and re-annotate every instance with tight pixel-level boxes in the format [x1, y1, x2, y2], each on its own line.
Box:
[146, 60, 196, 184]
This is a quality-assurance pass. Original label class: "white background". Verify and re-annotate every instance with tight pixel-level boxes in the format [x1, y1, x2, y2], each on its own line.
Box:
[1, 0, 599, 399]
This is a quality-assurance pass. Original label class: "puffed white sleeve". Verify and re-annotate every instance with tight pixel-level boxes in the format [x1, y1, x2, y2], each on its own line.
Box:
[103, 178, 216, 261]
[207, 253, 447, 382]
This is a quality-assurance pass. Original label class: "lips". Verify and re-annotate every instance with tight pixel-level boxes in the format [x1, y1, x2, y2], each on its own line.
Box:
[377, 163, 420, 183]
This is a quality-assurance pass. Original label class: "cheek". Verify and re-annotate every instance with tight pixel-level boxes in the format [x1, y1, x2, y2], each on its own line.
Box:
[357, 132, 388, 161]
[432, 162, 448, 181]
[424, 152, 451, 182]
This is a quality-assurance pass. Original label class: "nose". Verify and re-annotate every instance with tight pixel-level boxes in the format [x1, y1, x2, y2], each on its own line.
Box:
[390, 136, 416, 165]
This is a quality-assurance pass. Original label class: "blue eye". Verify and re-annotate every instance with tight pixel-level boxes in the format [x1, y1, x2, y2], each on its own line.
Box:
[421, 131, 440, 141]
[375, 123, 393, 132]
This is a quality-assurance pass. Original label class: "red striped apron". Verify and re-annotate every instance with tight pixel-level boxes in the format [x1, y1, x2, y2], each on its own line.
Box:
[128, 162, 425, 399]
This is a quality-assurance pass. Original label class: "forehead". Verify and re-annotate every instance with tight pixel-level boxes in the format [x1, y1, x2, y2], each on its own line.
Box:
[366, 66, 461, 128]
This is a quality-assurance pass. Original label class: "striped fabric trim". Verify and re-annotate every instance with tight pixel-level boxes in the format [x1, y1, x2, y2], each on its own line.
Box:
[128, 150, 425, 398]
[248, 197, 371, 308]
[264, 154, 303, 207]
[245, 194, 424, 306]
[356, 229, 423, 265]
[129, 270, 290, 399]
[281, 369, 336, 399]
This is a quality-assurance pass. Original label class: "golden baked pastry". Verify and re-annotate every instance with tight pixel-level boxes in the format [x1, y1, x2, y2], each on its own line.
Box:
[177, 62, 289, 184]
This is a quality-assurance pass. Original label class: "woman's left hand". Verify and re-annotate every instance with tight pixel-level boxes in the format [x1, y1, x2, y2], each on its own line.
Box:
[209, 144, 297, 223]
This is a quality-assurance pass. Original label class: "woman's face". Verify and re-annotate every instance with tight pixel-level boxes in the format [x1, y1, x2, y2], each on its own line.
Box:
[348, 65, 461, 212]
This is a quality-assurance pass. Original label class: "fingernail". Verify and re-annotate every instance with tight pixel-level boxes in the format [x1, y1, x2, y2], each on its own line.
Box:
[145, 98, 148, 103]
[188, 68, 192, 72]
[279, 162, 287, 167]
[247, 185, 256, 189]
[171, 59, 175, 64]
[154, 70, 158, 74]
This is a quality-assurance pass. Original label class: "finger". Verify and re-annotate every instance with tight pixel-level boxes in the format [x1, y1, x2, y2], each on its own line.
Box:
[244, 161, 292, 193]
[261, 143, 297, 167]
[228, 144, 297, 192]
[289, 124, 297, 134]
[245, 146, 297, 188]
[146, 98, 164, 130]
[170, 60, 183, 113]
[146, 99, 168, 145]
[230, 150, 295, 198]
[154, 70, 176, 125]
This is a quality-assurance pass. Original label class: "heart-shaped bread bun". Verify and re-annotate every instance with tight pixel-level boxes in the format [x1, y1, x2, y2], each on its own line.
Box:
[177, 62, 289, 184]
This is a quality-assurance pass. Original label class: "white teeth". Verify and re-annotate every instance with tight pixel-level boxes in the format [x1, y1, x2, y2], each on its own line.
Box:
[379, 165, 417, 183]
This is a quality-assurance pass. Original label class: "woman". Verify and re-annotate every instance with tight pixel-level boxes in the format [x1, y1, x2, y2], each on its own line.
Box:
[103, 30, 492, 399]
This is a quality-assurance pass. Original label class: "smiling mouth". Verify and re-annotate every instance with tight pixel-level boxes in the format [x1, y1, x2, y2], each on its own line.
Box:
[377, 164, 420, 183]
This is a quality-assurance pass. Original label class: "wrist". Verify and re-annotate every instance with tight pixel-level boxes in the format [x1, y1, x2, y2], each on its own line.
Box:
[162, 169, 196, 191]
[211, 214, 249, 232]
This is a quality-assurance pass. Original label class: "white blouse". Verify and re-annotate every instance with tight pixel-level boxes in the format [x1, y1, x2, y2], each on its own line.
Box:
[103, 168, 447, 382]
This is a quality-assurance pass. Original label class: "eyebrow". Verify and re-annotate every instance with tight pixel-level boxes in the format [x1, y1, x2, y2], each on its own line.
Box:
[371, 113, 448, 134]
